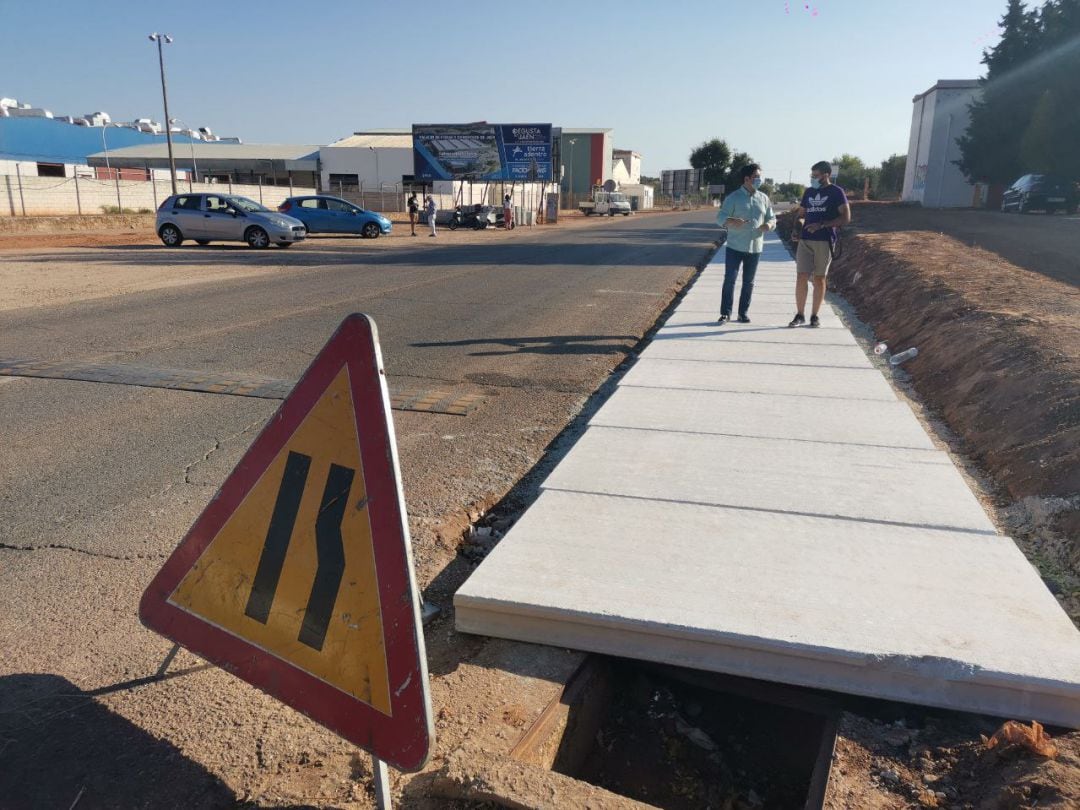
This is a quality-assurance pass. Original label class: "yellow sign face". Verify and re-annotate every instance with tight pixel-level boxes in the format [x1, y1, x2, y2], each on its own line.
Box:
[169, 367, 391, 714]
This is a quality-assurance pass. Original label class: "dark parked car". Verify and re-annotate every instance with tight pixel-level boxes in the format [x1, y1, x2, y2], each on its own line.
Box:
[1000, 174, 1078, 214]
[278, 195, 392, 238]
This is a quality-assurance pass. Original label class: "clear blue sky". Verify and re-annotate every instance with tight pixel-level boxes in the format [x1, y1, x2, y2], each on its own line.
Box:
[1, 0, 1015, 182]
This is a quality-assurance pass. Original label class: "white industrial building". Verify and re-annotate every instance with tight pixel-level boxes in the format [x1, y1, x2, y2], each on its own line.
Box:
[902, 80, 981, 208]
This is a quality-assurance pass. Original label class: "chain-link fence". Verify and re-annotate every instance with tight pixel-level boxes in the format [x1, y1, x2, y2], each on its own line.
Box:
[0, 171, 316, 217]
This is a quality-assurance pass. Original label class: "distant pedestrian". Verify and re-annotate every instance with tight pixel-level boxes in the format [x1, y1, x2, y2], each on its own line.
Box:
[425, 196, 437, 237]
[503, 194, 514, 230]
[715, 164, 776, 324]
[407, 193, 419, 236]
[789, 161, 851, 328]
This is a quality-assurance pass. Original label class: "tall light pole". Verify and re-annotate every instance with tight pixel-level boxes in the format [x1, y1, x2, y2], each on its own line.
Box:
[148, 33, 178, 194]
[170, 117, 198, 191]
[567, 138, 577, 208]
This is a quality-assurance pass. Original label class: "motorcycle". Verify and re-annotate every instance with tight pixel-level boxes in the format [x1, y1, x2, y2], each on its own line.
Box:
[446, 205, 496, 231]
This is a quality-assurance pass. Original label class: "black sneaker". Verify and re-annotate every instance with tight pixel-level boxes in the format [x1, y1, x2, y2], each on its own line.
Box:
[717, 314, 730, 325]
[809, 315, 821, 328]
[787, 313, 805, 328]
[737, 314, 751, 323]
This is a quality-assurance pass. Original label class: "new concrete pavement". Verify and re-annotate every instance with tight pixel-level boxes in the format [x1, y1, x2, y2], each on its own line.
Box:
[456, 235, 1080, 727]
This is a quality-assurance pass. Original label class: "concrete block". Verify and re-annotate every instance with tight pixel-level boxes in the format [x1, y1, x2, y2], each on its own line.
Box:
[655, 323, 857, 345]
[455, 490, 1080, 727]
[634, 339, 873, 368]
[620, 358, 898, 401]
[593, 386, 935, 449]
[542, 425, 995, 532]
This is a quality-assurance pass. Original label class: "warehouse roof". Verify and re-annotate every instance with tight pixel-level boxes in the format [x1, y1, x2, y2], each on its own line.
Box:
[87, 142, 320, 170]
[327, 132, 413, 149]
[0, 115, 199, 164]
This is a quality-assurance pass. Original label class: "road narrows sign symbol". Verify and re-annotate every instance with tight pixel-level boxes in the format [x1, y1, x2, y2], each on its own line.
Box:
[140, 314, 433, 771]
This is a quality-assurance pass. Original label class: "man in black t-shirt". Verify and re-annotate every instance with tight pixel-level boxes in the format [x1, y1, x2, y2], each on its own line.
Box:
[789, 161, 850, 328]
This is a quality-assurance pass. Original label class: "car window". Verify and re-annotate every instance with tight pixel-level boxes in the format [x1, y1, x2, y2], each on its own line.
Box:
[225, 196, 269, 213]
[325, 199, 354, 213]
[206, 195, 234, 212]
[299, 199, 320, 209]
[174, 196, 201, 210]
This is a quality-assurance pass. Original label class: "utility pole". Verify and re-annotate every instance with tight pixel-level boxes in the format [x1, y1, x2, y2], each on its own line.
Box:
[149, 33, 178, 194]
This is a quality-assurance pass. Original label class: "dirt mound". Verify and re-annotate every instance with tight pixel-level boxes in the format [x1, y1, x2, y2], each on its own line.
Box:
[777, 207, 1080, 584]
[826, 712, 1080, 809]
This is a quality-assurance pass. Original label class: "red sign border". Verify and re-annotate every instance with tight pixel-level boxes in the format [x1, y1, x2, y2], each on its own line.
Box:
[140, 314, 433, 772]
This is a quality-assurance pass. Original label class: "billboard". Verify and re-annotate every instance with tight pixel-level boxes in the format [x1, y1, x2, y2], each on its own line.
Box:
[412, 123, 553, 182]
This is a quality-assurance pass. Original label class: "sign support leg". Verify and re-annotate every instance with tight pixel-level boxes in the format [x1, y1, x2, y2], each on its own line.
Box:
[372, 754, 391, 809]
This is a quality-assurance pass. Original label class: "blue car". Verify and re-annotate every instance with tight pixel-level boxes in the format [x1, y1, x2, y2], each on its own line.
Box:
[278, 195, 392, 238]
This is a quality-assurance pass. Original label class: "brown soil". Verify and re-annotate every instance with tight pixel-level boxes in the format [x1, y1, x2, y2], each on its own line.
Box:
[826, 712, 1080, 809]
[778, 203, 1080, 603]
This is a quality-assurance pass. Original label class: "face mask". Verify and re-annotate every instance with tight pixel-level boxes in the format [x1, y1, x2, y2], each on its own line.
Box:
[751, 178, 763, 189]
[810, 178, 821, 189]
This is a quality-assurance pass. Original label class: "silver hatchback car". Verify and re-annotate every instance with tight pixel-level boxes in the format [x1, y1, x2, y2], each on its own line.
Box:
[156, 193, 307, 248]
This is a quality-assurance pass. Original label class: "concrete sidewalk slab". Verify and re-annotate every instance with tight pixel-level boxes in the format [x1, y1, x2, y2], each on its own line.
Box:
[655, 324, 857, 345]
[634, 339, 872, 368]
[620, 358, 898, 400]
[665, 308, 842, 329]
[455, 233, 1080, 728]
[456, 490, 1080, 726]
[542, 425, 995, 533]
[592, 386, 935, 450]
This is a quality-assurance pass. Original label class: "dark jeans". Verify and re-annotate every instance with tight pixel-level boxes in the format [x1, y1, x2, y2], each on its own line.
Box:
[721, 247, 760, 317]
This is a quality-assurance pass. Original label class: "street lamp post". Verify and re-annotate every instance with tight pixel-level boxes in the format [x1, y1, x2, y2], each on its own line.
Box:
[170, 117, 198, 191]
[100, 124, 123, 211]
[148, 33, 178, 194]
[567, 138, 577, 209]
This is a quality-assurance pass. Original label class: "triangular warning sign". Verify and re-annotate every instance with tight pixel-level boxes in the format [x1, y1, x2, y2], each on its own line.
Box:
[140, 314, 432, 772]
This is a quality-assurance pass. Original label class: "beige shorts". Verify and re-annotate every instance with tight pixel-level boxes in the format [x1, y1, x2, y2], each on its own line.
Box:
[796, 239, 833, 277]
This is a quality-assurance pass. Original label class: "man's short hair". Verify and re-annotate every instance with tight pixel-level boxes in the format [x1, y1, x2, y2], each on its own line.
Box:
[740, 163, 762, 181]
[811, 160, 832, 175]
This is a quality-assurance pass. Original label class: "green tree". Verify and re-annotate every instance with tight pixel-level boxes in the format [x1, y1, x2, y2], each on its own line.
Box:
[878, 154, 907, 197]
[689, 139, 732, 186]
[955, 0, 1050, 184]
[775, 182, 806, 203]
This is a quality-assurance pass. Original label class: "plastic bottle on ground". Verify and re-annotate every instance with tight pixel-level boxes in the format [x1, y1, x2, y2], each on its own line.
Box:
[889, 347, 919, 366]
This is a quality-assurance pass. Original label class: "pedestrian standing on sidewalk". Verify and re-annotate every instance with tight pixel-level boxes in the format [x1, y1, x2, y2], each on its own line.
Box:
[715, 164, 776, 324]
[503, 194, 514, 230]
[425, 195, 438, 237]
[407, 193, 419, 236]
[789, 161, 850, 328]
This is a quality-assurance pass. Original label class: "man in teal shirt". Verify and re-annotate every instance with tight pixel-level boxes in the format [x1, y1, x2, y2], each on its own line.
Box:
[715, 164, 776, 323]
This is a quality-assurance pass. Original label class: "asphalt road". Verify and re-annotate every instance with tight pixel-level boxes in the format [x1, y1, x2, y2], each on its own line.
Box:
[0, 209, 718, 807]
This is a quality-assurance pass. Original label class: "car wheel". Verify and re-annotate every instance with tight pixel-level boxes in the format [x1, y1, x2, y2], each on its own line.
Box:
[245, 226, 270, 248]
[447, 219, 459, 231]
[195, 239, 211, 246]
[159, 224, 183, 246]
[276, 242, 293, 248]
[361, 222, 380, 238]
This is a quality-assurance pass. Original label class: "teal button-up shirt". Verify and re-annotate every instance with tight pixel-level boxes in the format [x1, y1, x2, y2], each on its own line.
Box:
[716, 186, 776, 254]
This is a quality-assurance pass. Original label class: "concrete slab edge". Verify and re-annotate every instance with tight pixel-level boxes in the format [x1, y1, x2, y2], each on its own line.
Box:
[454, 601, 1080, 728]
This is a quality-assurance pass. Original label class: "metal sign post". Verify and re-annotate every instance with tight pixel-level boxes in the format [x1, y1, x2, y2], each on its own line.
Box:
[373, 755, 392, 809]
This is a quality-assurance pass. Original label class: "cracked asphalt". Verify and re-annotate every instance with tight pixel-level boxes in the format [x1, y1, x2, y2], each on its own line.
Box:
[0, 210, 717, 807]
